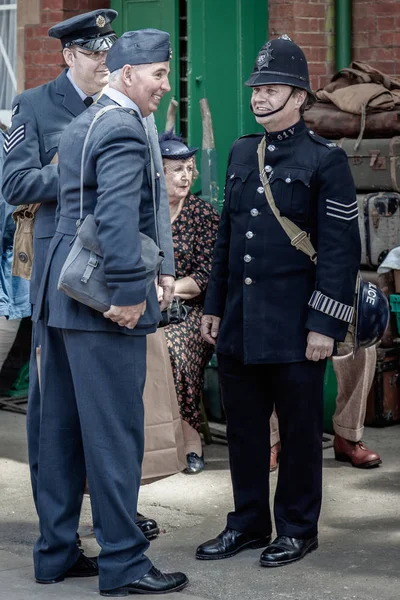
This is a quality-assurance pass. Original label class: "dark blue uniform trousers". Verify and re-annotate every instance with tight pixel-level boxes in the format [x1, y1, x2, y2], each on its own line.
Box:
[217, 354, 326, 540]
[26, 321, 42, 511]
[33, 325, 152, 590]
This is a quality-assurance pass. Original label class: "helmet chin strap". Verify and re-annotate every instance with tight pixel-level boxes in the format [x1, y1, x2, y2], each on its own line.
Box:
[250, 87, 294, 118]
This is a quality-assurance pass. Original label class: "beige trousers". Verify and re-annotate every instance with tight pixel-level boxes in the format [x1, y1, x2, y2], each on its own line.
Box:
[270, 346, 377, 445]
[0, 316, 21, 372]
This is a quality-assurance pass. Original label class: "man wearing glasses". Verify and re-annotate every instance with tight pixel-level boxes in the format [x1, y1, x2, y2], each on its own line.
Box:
[2, 10, 165, 565]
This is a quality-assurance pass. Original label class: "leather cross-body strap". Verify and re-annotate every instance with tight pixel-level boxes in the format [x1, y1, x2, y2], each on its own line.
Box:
[257, 136, 317, 264]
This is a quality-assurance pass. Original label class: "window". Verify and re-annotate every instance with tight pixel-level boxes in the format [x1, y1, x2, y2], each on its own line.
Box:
[0, 0, 17, 126]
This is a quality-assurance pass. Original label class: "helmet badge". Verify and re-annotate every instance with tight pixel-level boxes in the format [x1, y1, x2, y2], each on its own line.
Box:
[256, 42, 274, 71]
[96, 15, 106, 28]
[279, 34, 293, 42]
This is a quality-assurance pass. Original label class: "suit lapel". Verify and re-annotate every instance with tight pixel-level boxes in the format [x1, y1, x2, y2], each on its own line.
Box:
[55, 69, 86, 118]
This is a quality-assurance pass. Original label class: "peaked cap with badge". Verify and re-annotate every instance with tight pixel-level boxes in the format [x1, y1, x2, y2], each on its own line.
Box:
[245, 34, 314, 96]
[48, 9, 118, 52]
[106, 29, 171, 72]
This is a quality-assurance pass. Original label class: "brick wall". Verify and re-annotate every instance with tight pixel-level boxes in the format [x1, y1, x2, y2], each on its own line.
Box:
[19, 0, 400, 92]
[268, 0, 400, 91]
[22, 0, 110, 91]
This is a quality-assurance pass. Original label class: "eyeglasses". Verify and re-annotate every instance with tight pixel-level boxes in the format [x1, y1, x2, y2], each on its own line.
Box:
[74, 49, 109, 61]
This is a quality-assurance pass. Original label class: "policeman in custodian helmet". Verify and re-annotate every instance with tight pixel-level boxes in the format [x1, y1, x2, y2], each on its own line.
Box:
[198, 36, 361, 567]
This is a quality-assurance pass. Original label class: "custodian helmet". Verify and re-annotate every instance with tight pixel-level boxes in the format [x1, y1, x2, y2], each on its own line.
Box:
[245, 34, 314, 96]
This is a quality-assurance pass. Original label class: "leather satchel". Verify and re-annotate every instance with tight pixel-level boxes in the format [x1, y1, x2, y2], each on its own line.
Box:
[58, 105, 164, 312]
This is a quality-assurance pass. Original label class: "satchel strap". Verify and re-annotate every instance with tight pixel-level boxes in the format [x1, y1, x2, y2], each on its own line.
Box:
[256, 136, 318, 264]
[79, 104, 159, 248]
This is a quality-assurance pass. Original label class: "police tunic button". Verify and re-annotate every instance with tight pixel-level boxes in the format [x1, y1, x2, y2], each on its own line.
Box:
[264, 165, 272, 173]
[309, 130, 315, 135]
[250, 208, 259, 216]
[230, 173, 235, 179]
[244, 254, 252, 263]
[246, 231, 254, 239]
[257, 187, 264, 194]
[244, 277, 253, 285]
[267, 145, 276, 152]
[285, 177, 291, 183]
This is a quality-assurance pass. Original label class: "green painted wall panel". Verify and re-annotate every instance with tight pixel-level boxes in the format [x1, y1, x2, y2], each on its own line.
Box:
[187, 0, 268, 204]
[110, 0, 180, 133]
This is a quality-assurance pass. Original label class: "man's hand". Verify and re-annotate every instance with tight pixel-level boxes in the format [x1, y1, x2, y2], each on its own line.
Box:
[201, 314, 221, 345]
[158, 275, 175, 311]
[306, 331, 334, 362]
[103, 301, 146, 330]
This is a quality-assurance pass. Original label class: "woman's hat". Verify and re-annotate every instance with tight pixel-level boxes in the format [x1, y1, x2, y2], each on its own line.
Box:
[159, 130, 198, 160]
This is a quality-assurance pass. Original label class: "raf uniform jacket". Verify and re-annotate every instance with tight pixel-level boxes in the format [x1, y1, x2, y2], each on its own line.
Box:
[2, 69, 175, 306]
[33, 95, 161, 335]
[2, 69, 86, 305]
[204, 119, 361, 364]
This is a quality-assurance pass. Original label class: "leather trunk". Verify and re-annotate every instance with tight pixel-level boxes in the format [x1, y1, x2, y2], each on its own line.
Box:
[357, 192, 400, 267]
[304, 103, 400, 139]
[338, 138, 400, 192]
[365, 346, 400, 426]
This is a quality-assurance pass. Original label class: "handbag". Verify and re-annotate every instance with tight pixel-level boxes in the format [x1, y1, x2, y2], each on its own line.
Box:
[158, 296, 193, 328]
[58, 105, 164, 312]
[257, 136, 359, 347]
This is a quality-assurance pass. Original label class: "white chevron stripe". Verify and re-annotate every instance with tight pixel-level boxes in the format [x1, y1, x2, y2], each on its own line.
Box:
[326, 211, 359, 221]
[326, 205, 358, 215]
[5, 124, 25, 142]
[326, 198, 357, 208]
[4, 125, 25, 154]
[4, 131, 25, 149]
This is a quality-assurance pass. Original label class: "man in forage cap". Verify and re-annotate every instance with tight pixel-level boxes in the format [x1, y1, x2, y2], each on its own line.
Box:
[31, 29, 188, 595]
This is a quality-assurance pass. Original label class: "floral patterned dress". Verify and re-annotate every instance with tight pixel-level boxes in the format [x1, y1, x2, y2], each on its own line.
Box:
[164, 194, 220, 432]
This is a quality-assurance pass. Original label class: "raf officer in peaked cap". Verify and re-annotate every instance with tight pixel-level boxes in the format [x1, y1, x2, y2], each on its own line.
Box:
[31, 30, 188, 595]
[198, 36, 360, 566]
[2, 9, 173, 549]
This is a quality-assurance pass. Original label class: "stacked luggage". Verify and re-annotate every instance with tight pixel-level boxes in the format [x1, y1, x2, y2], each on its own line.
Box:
[305, 64, 400, 426]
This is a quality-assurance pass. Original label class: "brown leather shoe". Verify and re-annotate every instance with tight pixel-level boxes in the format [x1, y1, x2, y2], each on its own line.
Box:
[334, 434, 382, 468]
[270, 442, 281, 472]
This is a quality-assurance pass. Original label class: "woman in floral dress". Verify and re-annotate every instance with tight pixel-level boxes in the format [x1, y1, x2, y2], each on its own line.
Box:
[159, 131, 220, 473]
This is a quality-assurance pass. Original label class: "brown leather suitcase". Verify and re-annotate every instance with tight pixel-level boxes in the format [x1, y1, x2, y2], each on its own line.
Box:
[365, 346, 400, 426]
[338, 138, 400, 192]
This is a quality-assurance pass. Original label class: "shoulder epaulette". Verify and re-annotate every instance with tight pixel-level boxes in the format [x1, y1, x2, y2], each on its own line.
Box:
[307, 129, 337, 148]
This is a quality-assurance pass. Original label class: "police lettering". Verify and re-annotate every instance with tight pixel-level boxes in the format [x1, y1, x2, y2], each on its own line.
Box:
[366, 283, 377, 305]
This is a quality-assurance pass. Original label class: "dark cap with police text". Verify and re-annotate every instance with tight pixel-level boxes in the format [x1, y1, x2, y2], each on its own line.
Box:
[245, 34, 313, 95]
[106, 29, 171, 73]
[48, 9, 118, 52]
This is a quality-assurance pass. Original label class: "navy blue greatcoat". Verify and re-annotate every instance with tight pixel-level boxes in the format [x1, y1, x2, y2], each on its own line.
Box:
[204, 118, 361, 540]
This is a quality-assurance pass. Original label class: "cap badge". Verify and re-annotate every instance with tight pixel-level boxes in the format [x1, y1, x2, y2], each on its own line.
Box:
[279, 34, 293, 42]
[96, 15, 106, 28]
[257, 42, 273, 70]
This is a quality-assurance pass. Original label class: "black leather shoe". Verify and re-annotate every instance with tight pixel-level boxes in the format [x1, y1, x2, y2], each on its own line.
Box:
[260, 535, 318, 567]
[196, 527, 271, 560]
[135, 512, 160, 540]
[185, 452, 205, 474]
[99, 566, 188, 596]
[35, 553, 98, 584]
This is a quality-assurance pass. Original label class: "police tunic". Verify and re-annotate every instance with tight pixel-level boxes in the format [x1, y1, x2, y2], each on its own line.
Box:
[204, 119, 361, 364]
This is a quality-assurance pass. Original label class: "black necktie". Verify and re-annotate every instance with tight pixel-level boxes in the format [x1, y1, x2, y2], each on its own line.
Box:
[84, 96, 93, 108]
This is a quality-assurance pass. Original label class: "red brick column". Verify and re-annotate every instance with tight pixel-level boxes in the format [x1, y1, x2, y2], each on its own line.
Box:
[352, 0, 400, 77]
[268, 0, 335, 91]
[21, 0, 111, 91]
